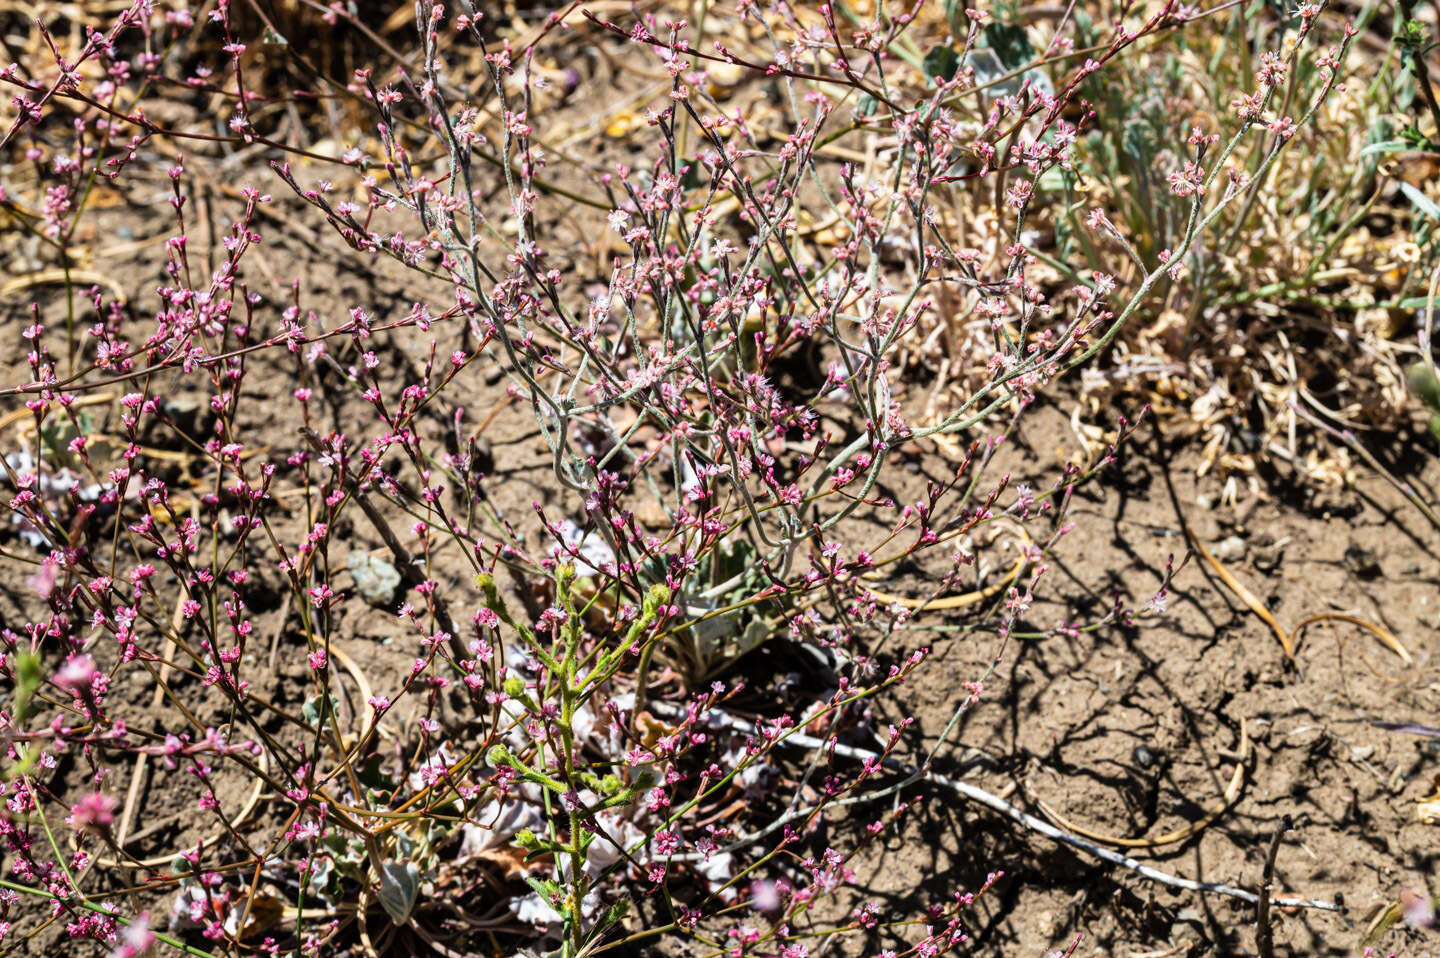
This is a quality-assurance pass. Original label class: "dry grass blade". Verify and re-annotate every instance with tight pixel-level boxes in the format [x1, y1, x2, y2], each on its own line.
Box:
[1359, 901, 1405, 952]
[96, 747, 270, 870]
[1290, 612, 1412, 665]
[863, 552, 1026, 611]
[1187, 529, 1294, 659]
[0, 391, 115, 432]
[329, 642, 377, 718]
[1190, 528, 1411, 665]
[0, 267, 128, 303]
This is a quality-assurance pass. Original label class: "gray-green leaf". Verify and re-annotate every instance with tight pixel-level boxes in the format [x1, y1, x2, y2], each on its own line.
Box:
[377, 861, 420, 924]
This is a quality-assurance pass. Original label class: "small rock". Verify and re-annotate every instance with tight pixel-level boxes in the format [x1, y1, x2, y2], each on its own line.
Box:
[635, 500, 670, 528]
[348, 551, 402, 608]
[1350, 745, 1375, 762]
[1215, 535, 1246, 562]
[148, 397, 212, 444]
[481, 359, 507, 386]
[1132, 745, 1159, 769]
[1251, 534, 1285, 574]
[1234, 496, 1260, 527]
[705, 60, 747, 97]
[1343, 544, 1381, 579]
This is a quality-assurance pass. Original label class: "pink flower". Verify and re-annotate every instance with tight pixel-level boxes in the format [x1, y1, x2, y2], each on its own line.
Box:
[111, 915, 154, 957]
[750, 880, 782, 913]
[28, 557, 58, 599]
[69, 791, 119, 834]
[55, 655, 98, 692]
[1268, 115, 1296, 140]
[1167, 161, 1206, 198]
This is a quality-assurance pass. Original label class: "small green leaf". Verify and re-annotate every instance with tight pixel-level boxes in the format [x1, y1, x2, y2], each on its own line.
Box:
[595, 897, 630, 934]
[308, 855, 337, 895]
[14, 651, 41, 723]
[642, 583, 671, 614]
[680, 158, 705, 191]
[1400, 126, 1440, 151]
[1399, 18, 1428, 48]
[524, 876, 563, 901]
[40, 421, 76, 460]
[355, 753, 395, 792]
[1408, 362, 1440, 411]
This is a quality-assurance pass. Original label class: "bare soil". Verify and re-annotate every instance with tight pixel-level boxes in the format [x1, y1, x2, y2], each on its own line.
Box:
[841, 402, 1440, 957]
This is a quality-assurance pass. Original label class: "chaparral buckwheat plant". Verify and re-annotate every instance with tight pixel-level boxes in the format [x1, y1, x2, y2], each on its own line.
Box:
[0, 0, 1406, 955]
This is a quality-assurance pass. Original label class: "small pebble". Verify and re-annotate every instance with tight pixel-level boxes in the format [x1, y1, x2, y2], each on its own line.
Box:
[1133, 745, 1158, 769]
[1215, 535, 1246, 561]
[1251, 535, 1285, 574]
[1343, 544, 1381, 579]
[348, 550, 402, 608]
[482, 361, 507, 386]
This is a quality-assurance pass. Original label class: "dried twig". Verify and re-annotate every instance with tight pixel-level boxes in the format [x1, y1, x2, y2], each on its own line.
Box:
[668, 705, 1340, 913]
[1256, 814, 1294, 958]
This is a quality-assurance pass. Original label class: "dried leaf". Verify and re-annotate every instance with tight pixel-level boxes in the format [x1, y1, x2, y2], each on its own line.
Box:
[1417, 778, 1440, 825]
[238, 894, 284, 939]
[476, 844, 536, 881]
